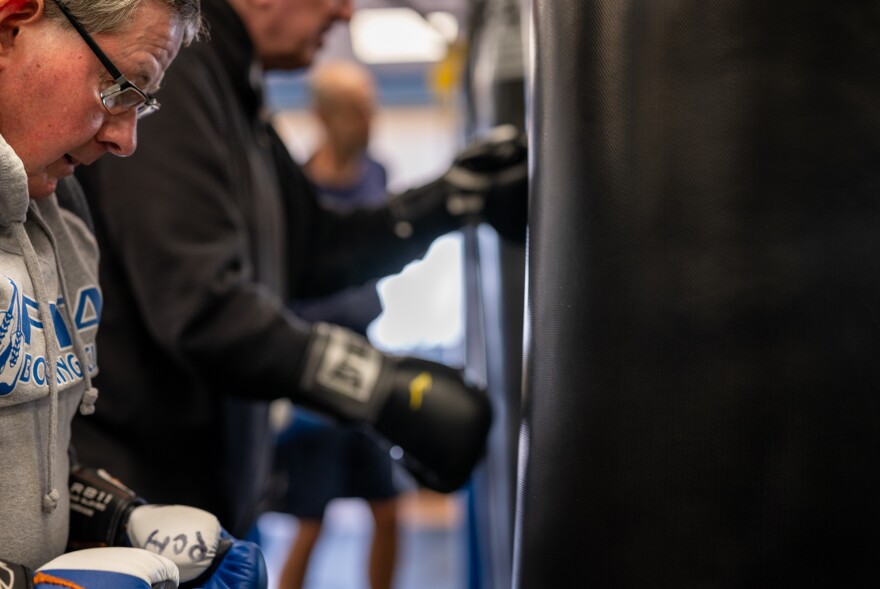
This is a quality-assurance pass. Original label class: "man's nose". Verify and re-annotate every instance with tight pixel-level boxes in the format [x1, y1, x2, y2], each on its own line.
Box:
[97, 110, 138, 157]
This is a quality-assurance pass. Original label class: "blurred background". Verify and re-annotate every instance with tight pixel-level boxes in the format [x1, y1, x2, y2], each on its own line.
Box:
[259, 1, 527, 588]
[258, 2, 880, 588]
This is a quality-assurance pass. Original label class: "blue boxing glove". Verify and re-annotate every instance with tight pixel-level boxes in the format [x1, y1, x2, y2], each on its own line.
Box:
[37, 547, 179, 589]
[126, 505, 267, 589]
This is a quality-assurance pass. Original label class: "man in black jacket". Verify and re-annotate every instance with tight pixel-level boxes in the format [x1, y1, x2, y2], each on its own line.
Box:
[73, 0, 527, 537]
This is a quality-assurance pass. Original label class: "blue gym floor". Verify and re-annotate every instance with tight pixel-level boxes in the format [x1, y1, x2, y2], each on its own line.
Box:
[257, 491, 467, 589]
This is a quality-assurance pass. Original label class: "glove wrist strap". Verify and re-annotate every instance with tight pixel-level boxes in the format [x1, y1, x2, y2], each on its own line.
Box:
[67, 466, 147, 550]
[298, 323, 392, 424]
[0, 559, 35, 589]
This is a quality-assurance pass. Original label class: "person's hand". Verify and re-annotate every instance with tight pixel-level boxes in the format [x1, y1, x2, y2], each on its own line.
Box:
[388, 125, 528, 243]
[68, 466, 267, 588]
[297, 322, 492, 492]
[443, 124, 529, 242]
[1, 547, 179, 589]
[126, 506, 267, 589]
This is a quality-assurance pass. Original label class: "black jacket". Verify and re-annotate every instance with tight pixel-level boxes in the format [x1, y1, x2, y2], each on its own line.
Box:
[73, 0, 456, 535]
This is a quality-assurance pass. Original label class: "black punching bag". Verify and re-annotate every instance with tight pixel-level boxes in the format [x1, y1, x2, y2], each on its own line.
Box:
[516, 1, 880, 587]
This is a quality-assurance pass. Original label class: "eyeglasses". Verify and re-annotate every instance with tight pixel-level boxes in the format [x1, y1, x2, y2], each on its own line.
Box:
[52, 0, 160, 118]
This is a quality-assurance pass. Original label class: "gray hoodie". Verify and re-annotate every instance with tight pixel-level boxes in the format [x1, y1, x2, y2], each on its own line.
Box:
[0, 133, 101, 568]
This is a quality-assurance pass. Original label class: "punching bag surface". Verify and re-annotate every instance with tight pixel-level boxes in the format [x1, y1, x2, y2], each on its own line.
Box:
[517, 1, 880, 587]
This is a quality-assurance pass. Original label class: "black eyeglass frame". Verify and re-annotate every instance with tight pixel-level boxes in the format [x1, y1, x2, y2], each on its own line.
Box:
[52, 0, 160, 118]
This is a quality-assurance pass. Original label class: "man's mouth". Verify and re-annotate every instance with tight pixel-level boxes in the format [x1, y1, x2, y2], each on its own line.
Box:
[64, 154, 76, 165]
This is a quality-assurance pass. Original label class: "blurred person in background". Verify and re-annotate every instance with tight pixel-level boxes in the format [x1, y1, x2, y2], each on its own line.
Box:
[272, 60, 402, 589]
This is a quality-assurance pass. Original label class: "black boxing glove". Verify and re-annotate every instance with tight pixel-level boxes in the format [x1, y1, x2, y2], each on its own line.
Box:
[388, 124, 528, 243]
[296, 322, 492, 492]
[445, 124, 529, 242]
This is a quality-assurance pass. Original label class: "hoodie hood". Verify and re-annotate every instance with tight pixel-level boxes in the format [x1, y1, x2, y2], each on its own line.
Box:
[0, 133, 30, 228]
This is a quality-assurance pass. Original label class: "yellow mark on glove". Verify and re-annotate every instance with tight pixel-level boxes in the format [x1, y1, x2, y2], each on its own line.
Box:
[409, 372, 433, 411]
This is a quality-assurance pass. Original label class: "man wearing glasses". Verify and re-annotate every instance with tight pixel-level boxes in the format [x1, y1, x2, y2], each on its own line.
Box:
[2, 0, 179, 200]
[0, 1, 267, 586]
[73, 0, 524, 554]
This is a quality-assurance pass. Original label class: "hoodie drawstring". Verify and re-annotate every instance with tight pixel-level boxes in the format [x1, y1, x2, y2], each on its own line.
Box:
[13, 221, 62, 512]
[12, 206, 97, 513]
[36, 213, 99, 416]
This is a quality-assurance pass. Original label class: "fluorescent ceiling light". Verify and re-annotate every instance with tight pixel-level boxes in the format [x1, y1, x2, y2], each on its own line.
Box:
[351, 8, 452, 64]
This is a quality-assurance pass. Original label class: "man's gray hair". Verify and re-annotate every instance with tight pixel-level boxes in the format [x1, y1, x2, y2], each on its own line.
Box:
[44, 0, 203, 45]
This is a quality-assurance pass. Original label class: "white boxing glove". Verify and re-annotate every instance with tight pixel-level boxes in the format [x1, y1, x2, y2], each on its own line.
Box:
[67, 467, 266, 588]
[126, 504, 225, 583]
[36, 547, 179, 589]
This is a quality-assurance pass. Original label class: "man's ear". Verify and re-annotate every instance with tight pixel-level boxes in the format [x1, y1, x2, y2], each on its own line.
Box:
[0, 0, 44, 53]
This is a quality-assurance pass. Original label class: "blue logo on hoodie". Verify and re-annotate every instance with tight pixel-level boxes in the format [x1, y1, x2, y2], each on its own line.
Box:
[0, 276, 101, 396]
[0, 277, 25, 395]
